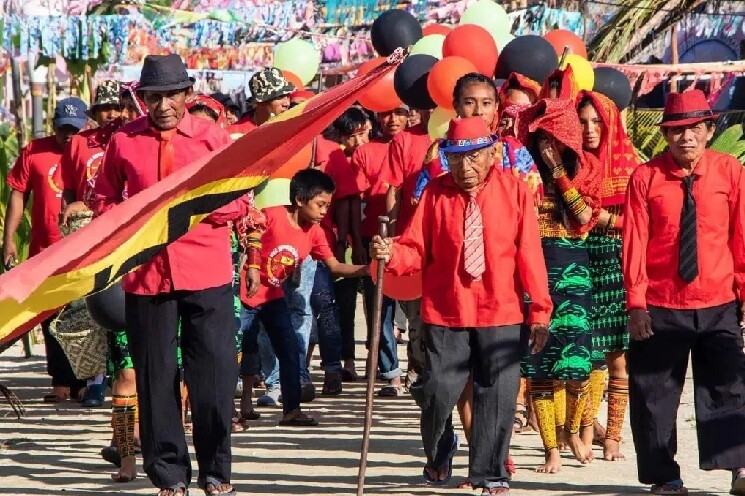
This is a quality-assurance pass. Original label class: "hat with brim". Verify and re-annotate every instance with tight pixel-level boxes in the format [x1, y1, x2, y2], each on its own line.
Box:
[54, 97, 89, 130]
[137, 54, 195, 93]
[249, 68, 295, 103]
[88, 80, 122, 115]
[659, 89, 719, 128]
[439, 116, 498, 154]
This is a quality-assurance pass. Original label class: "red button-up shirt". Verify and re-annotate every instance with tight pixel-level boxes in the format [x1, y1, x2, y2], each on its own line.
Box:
[60, 127, 109, 201]
[351, 138, 393, 238]
[386, 169, 552, 327]
[92, 113, 249, 295]
[623, 149, 745, 310]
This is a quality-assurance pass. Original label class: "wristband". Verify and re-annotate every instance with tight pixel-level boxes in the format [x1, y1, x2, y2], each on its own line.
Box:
[612, 214, 623, 229]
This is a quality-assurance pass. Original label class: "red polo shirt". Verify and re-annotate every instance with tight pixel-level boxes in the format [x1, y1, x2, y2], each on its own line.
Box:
[60, 122, 119, 201]
[227, 115, 257, 138]
[379, 125, 432, 234]
[6, 136, 64, 257]
[623, 150, 745, 310]
[91, 113, 249, 295]
[351, 139, 392, 238]
[386, 170, 552, 327]
[240, 205, 334, 307]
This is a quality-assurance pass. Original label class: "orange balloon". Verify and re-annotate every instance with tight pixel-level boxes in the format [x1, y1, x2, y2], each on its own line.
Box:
[370, 259, 423, 301]
[442, 25, 498, 77]
[426, 56, 479, 110]
[281, 70, 304, 90]
[423, 24, 452, 37]
[271, 143, 313, 179]
[543, 29, 588, 59]
[357, 57, 403, 112]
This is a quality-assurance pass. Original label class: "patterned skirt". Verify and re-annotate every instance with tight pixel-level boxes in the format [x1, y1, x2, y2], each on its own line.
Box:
[587, 234, 629, 363]
[521, 237, 594, 381]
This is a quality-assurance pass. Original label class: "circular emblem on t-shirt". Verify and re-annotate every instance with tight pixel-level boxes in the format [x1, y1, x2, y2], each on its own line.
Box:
[266, 244, 300, 287]
[47, 163, 62, 198]
[86, 151, 104, 181]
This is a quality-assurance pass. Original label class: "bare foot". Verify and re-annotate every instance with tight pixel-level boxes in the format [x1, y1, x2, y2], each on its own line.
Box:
[593, 419, 607, 446]
[603, 439, 625, 461]
[111, 455, 137, 482]
[536, 448, 562, 473]
[565, 431, 593, 464]
[580, 425, 594, 450]
[425, 463, 450, 482]
[556, 427, 569, 451]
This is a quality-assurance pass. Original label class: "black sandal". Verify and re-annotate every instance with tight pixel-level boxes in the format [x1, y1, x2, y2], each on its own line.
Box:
[201, 477, 236, 496]
[157, 484, 187, 496]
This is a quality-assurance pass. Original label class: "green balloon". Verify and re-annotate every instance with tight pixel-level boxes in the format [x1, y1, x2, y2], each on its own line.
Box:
[494, 32, 515, 51]
[274, 39, 321, 86]
[254, 178, 291, 209]
[409, 34, 445, 59]
[459, 0, 511, 46]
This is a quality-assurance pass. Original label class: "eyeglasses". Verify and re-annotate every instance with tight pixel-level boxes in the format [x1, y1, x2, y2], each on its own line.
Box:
[446, 148, 489, 165]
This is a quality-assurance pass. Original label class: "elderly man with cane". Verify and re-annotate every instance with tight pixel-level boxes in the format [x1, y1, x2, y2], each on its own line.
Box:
[370, 117, 552, 495]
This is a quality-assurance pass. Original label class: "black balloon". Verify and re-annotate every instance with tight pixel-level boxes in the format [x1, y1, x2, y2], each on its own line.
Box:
[86, 283, 126, 331]
[593, 66, 633, 111]
[371, 10, 423, 57]
[393, 54, 438, 110]
[495, 35, 559, 84]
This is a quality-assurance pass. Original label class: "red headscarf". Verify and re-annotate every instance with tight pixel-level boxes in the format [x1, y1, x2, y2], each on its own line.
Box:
[539, 65, 579, 101]
[499, 73, 541, 106]
[576, 90, 641, 207]
[186, 94, 228, 127]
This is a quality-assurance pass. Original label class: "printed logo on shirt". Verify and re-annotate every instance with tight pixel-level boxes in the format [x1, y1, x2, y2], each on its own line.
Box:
[47, 163, 63, 198]
[86, 152, 104, 181]
[266, 244, 300, 287]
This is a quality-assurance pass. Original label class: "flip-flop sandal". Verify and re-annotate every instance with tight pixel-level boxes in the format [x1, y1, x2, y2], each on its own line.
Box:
[422, 433, 459, 486]
[378, 386, 401, 397]
[43, 392, 69, 403]
[732, 472, 745, 495]
[201, 478, 236, 496]
[111, 472, 136, 483]
[157, 485, 188, 496]
[101, 446, 122, 467]
[231, 410, 261, 432]
[456, 478, 472, 489]
[279, 413, 319, 427]
[651, 482, 688, 495]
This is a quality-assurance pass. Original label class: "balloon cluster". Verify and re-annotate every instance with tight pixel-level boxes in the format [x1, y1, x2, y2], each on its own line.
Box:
[360, 6, 633, 138]
[273, 38, 322, 88]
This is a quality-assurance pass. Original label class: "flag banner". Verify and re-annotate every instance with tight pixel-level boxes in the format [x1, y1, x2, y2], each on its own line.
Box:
[0, 55, 400, 345]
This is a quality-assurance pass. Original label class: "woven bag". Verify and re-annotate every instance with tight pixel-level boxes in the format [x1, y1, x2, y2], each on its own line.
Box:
[48, 302, 108, 380]
[59, 210, 93, 237]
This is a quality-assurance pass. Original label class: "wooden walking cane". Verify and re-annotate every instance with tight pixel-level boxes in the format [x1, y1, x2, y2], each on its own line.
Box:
[356, 215, 389, 496]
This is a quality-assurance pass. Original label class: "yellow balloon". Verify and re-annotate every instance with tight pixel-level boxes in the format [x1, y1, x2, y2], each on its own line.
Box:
[428, 107, 457, 140]
[560, 53, 594, 91]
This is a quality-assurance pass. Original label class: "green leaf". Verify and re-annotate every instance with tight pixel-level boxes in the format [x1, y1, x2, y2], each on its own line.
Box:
[711, 124, 743, 153]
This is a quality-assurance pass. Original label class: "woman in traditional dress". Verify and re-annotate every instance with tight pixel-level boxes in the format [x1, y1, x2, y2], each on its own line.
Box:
[575, 90, 641, 461]
[517, 98, 602, 473]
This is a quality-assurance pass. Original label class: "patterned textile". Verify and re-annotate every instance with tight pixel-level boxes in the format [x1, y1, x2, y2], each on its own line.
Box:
[231, 230, 244, 356]
[91, 80, 121, 108]
[565, 381, 590, 434]
[249, 67, 295, 103]
[587, 233, 628, 363]
[112, 394, 137, 458]
[605, 377, 629, 441]
[530, 380, 558, 451]
[498, 73, 541, 106]
[582, 367, 608, 426]
[521, 237, 593, 381]
[538, 183, 573, 239]
[107, 329, 134, 376]
[463, 195, 485, 280]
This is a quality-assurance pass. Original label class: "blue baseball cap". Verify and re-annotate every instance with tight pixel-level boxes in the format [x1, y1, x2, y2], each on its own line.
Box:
[53, 97, 89, 130]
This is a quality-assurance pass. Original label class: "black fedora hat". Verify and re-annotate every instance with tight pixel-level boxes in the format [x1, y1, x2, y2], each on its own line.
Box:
[138, 54, 195, 92]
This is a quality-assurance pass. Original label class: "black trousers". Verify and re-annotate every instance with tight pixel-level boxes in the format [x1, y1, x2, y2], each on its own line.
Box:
[41, 315, 86, 392]
[334, 277, 359, 361]
[419, 324, 523, 488]
[628, 302, 745, 485]
[125, 284, 237, 490]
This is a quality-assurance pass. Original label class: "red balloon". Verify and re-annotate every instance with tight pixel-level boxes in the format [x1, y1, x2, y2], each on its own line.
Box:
[357, 57, 403, 112]
[281, 70, 304, 90]
[423, 24, 452, 37]
[427, 56, 478, 110]
[543, 29, 588, 59]
[370, 259, 423, 301]
[442, 25, 498, 77]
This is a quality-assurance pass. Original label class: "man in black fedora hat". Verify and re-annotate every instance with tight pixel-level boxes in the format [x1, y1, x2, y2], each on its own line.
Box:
[92, 53, 249, 496]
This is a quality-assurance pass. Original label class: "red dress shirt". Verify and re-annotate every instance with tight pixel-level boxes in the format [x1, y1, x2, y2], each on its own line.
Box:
[351, 139, 392, 238]
[386, 170, 552, 327]
[6, 136, 64, 257]
[623, 150, 745, 310]
[92, 113, 249, 295]
[379, 125, 432, 234]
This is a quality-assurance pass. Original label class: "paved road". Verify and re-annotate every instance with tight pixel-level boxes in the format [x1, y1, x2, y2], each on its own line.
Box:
[0, 324, 734, 495]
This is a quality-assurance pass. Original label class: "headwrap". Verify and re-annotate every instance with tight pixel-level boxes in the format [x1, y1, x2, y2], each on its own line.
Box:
[516, 98, 602, 233]
[186, 94, 228, 127]
[120, 81, 146, 117]
[539, 65, 579, 101]
[576, 90, 642, 206]
[499, 73, 541, 106]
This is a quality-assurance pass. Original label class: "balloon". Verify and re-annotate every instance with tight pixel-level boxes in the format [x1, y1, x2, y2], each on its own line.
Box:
[593, 66, 633, 110]
[543, 29, 588, 59]
[86, 283, 126, 331]
[428, 106, 457, 139]
[494, 32, 515, 51]
[281, 70, 303, 90]
[410, 34, 446, 59]
[423, 24, 452, 37]
[442, 25, 498, 77]
[459, 0, 511, 48]
[370, 259, 423, 301]
[427, 56, 478, 110]
[371, 10, 423, 56]
[274, 39, 321, 85]
[254, 178, 291, 208]
[357, 57, 403, 112]
[561, 53, 594, 91]
[495, 35, 558, 83]
[393, 54, 438, 110]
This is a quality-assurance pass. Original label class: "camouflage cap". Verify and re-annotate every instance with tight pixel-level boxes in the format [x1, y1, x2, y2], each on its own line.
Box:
[249, 68, 295, 103]
[91, 80, 121, 109]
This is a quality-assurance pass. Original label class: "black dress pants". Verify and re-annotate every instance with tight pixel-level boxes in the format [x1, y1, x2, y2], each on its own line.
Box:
[628, 302, 745, 485]
[125, 284, 237, 490]
[41, 315, 86, 393]
[419, 324, 523, 489]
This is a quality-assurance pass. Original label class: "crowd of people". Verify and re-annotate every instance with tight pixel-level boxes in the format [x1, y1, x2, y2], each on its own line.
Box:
[2, 52, 745, 496]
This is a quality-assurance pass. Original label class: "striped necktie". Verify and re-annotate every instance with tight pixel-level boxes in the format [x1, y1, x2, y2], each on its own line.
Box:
[463, 193, 485, 280]
[678, 175, 698, 283]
